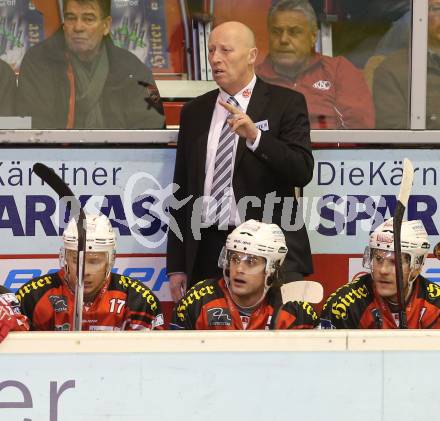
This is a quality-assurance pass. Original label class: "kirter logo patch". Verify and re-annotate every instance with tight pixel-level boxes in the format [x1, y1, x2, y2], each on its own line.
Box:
[48, 295, 68, 313]
[207, 307, 232, 326]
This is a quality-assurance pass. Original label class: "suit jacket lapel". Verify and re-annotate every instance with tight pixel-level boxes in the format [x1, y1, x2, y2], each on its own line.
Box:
[196, 90, 219, 194]
[234, 78, 269, 171]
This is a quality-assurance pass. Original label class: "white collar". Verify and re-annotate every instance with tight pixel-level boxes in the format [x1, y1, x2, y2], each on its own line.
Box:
[219, 74, 257, 108]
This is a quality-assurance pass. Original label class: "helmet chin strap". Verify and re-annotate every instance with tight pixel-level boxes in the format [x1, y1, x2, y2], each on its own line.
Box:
[405, 270, 419, 302]
[385, 270, 419, 306]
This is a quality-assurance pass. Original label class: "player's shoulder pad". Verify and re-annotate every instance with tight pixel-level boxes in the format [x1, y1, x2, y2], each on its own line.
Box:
[15, 273, 61, 304]
[322, 274, 370, 312]
[175, 279, 218, 314]
[182, 278, 218, 303]
[420, 277, 440, 306]
[282, 300, 319, 324]
[114, 274, 160, 313]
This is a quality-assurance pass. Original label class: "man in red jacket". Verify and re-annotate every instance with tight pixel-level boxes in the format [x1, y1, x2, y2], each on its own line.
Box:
[320, 218, 439, 329]
[171, 220, 318, 330]
[256, 0, 375, 129]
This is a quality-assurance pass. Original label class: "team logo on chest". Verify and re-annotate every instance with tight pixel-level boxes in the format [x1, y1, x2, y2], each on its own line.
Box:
[207, 307, 232, 326]
[312, 80, 331, 90]
[48, 295, 68, 313]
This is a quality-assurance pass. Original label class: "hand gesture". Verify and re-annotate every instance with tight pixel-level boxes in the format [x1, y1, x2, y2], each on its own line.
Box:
[219, 100, 259, 143]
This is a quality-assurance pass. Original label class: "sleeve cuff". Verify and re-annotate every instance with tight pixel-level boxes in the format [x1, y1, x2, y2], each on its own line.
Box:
[246, 129, 261, 151]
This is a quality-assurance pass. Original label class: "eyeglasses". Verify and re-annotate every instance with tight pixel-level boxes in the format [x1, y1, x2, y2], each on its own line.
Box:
[429, 4, 440, 14]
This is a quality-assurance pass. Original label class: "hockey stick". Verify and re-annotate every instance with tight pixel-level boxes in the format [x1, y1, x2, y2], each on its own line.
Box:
[281, 280, 323, 304]
[33, 163, 86, 331]
[393, 158, 414, 329]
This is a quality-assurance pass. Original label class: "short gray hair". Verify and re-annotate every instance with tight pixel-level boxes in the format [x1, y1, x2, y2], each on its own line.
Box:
[268, 0, 318, 32]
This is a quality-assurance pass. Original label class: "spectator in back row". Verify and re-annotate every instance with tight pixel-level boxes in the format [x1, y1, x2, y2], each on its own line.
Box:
[0, 58, 16, 116]
[374, 0, 440, 129]
[16, 0, 164, 129]
[256, 0, 375, 129]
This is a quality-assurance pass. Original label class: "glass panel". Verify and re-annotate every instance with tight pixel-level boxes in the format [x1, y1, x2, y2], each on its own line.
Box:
[427, 0, 440, 129]
[1, 0, 166, 129]
[252, 0, 412, 130]
[367, 0, 413, 129]
[0, 0, 418, 130]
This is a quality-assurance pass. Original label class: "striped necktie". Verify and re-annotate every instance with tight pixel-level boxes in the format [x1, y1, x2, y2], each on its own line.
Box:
[207, 96, 240, 227]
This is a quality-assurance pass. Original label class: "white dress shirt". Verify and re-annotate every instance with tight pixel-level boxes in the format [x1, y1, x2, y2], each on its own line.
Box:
[202, 75, 262, 227]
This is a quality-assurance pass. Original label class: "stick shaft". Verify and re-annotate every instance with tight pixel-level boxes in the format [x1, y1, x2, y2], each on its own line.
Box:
[33, 163, 86, 331]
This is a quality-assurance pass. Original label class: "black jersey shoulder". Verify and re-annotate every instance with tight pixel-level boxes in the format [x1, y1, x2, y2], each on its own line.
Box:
[16, 272, 63, 305]
[109, 273, 161, 314]
[320, 274, 373, 328]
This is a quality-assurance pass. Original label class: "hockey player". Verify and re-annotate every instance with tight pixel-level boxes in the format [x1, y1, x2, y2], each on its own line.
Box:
[16, 214, 164, 331]
[320, 218, 440, 329]
[170, 220, 318, 330]
[0, 285, 29, 342]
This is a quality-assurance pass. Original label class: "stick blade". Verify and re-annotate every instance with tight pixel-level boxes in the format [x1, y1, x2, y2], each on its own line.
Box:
[281, 280, 323, 304]
[398, 158, 414, 206]
[33, 162, 76, 199]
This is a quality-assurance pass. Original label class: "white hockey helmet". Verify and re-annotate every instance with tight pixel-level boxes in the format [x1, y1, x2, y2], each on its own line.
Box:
[222, 219, 288, 287]
[62, 214, 116, 274]
[63, 214, 116, 252]
[364, 218, 430, 270]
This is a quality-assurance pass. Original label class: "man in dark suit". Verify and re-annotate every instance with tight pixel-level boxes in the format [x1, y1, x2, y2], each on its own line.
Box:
[167, 21, 314, 302]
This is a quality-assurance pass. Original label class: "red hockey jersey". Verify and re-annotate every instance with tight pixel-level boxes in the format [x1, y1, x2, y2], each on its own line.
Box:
[16, 271, 164, 331]
[171, 278, 318, 330]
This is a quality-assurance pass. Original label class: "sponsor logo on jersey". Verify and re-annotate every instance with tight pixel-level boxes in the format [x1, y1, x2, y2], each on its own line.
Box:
[175, 284, 215, 321]
[118, 276, 158, 311]
[371, 308, 383, 328]
[208, 307, 232, 326]
[302, 302, 318, 320]
[240, 314, 250, 329]
[16, 276, 53, 302]
[312, 80, 331, 90]
[319, 318, 335, 329]
[323, 283, 368, 320]
[55, 323, 70, 331]
[152, 313, 164, 329]
[48, 295, 68, 313]
[427, 282, 440, 299]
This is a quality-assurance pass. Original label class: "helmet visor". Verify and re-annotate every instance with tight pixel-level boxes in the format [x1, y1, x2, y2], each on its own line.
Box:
[65, 250, 109, 277]
[226, 251, 266, 276]
[365, 248, 411, 270]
